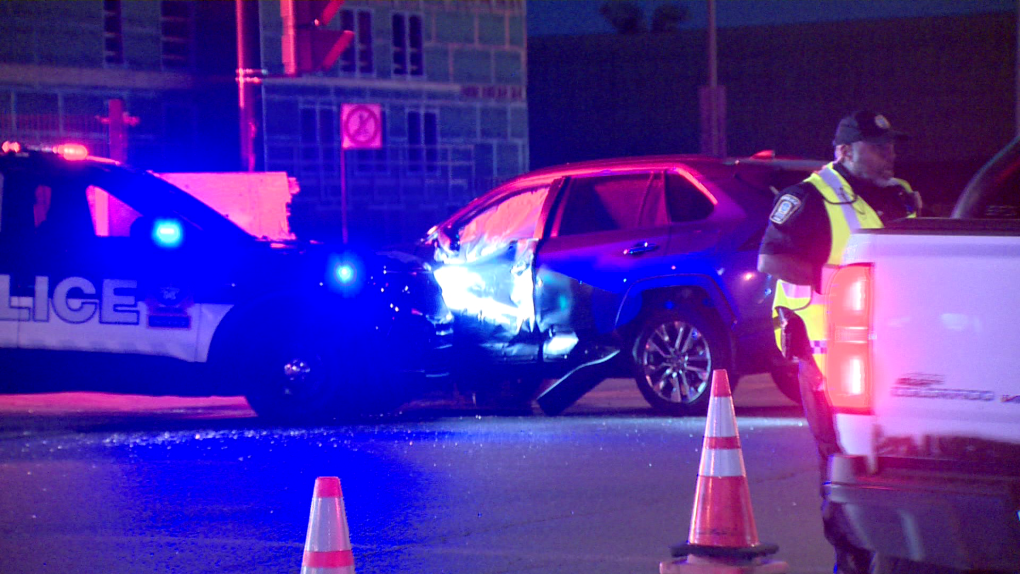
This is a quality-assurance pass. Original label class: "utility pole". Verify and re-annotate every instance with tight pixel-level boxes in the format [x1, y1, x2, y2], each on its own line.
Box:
[699, 0, 726, 157]
[236, 0, 264, 172]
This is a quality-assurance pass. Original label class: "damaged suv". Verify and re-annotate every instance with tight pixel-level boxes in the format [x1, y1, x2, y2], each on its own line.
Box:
[417, 153, 821, 415]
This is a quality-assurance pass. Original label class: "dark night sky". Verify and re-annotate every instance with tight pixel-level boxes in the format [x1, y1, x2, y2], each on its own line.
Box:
[526, 0, 1014, 36]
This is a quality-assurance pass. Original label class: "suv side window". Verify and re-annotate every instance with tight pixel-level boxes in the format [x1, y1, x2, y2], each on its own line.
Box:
[557, 173, 658, 236]
[666, 172, 714, 223]
[456, 185, 549, 261]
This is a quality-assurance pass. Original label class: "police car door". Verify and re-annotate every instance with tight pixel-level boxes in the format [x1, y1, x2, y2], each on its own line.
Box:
[16, 170, 201, 372]
[0, 164, 35, 352]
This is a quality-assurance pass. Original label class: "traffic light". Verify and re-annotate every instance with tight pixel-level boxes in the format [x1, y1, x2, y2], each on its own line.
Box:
[281, 0, 354, 76]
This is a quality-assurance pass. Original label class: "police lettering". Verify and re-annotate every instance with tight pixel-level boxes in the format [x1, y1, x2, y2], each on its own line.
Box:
[0, 275, 138, 325]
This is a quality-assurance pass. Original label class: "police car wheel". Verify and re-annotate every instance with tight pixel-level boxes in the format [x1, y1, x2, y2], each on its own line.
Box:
[243, 330, 353, 422]
[631, 308, 731, 416]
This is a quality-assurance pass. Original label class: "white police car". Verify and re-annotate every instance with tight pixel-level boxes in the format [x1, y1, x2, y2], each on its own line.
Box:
[0, 142, 453, 421]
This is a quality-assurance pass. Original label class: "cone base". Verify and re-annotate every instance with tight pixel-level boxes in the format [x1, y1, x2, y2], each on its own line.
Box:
[660, 555, 789, 574]
[671, 542, 779, 560]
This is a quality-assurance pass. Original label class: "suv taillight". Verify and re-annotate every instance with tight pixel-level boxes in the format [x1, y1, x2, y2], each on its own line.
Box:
[825, 264, 873, 413]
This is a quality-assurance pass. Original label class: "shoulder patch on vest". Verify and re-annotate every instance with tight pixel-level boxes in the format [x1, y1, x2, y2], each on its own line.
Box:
[769, 194, 802, 224]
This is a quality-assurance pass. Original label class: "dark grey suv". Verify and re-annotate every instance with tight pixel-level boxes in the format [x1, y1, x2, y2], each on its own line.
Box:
[416, 152, 821, 415]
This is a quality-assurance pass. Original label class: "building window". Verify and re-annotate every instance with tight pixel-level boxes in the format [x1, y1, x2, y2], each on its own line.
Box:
[160, 1, 192, 69]
[339, 9, 373, 75]
[103, 0, 124, 65]
[300, 106, 338, 175]
[392, 13, 423, 77]
[407, 110, 437, 173]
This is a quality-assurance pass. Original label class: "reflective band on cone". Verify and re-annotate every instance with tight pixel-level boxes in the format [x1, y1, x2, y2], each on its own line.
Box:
[660, 370, 788, 574]
[301, 477, 356, 574]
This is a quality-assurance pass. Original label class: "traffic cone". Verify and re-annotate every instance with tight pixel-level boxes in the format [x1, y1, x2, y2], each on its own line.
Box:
[301, 476, 356, 574]
[660, 370, 788, 574]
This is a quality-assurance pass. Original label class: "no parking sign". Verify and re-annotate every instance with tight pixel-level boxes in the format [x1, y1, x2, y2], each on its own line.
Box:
[341, 103, 382, 150]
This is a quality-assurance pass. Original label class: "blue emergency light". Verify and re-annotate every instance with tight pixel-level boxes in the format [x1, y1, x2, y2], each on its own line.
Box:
[153, 219, 183, 249]
[336, 263, 356, 285]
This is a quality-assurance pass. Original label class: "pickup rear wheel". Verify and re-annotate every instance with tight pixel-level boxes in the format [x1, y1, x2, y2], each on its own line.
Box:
[631, 308, 731, 416]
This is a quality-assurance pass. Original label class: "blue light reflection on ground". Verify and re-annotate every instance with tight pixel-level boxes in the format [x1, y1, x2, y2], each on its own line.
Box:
[0, 410, 814, 572]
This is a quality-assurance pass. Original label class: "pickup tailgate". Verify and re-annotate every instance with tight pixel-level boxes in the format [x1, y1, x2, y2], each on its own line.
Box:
[845, 220, 1020, 449]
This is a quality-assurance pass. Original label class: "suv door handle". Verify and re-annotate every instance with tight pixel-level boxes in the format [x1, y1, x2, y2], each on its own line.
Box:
[623, 241, 659, 256]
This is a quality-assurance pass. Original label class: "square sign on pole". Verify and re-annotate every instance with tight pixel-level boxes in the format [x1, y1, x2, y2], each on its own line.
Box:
[341, 104, 383, 150]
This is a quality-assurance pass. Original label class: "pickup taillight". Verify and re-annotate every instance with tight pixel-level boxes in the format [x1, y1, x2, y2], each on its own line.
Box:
[825, 264, 873, 413]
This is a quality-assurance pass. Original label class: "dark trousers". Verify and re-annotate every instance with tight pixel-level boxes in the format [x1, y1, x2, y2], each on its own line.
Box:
[798, 358, 872, 573]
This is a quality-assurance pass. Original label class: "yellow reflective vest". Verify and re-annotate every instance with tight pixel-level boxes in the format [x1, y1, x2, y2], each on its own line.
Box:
[771, 163, 915, 374]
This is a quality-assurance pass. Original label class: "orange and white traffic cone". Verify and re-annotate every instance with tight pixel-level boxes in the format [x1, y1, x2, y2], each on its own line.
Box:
[301, 476, 356, 574]
[660, 370, 788, 574]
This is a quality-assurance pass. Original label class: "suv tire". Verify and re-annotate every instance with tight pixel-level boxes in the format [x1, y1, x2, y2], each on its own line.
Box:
[631, 307, 731, 416]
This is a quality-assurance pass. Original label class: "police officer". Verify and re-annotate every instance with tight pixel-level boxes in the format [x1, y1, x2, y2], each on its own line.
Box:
[757, 110, 921, 574]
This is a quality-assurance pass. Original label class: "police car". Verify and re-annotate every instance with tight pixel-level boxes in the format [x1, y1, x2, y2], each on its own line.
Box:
[0, 141, 453, 421]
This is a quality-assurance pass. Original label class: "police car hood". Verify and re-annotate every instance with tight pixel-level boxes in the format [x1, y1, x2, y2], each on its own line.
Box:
[250, 239, 447, 317]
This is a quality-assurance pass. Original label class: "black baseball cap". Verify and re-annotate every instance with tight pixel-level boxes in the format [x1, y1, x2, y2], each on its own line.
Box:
[833, 110, 908, 146]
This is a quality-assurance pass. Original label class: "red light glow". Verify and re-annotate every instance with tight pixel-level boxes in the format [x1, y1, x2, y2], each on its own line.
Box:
[54, 143, 89, 161]
[825, 264, 873, 413]
[1, 141, 21, 154]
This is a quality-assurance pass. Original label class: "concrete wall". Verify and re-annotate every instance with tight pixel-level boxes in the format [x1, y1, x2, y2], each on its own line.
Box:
[529, 12, 1015, 212]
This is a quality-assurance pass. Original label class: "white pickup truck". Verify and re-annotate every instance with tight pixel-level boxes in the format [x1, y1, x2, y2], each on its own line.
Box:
[816, 137, 1020, 573]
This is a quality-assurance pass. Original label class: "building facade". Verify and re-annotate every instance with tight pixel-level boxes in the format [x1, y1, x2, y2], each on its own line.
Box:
[259, 0, 528, 244]
[0, 0, 529, 245]
[0, 1, 241, 171]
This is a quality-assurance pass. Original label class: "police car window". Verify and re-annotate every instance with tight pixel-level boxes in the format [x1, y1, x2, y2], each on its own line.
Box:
[557, 174, 649, 236]
[457, 185, 548, 262]
[33, 185, 51, 228]
[665, 173, 714, 223]
[86, 186, 142, 237]
[0, 170, 36, 238]
[34, 179, 95, 240]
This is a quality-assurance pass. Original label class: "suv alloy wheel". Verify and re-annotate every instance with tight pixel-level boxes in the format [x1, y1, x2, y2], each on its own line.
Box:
[631, 308, 731, 415]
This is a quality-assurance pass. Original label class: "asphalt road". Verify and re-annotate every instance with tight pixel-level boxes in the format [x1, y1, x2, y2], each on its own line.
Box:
[0, 375, 832, 574]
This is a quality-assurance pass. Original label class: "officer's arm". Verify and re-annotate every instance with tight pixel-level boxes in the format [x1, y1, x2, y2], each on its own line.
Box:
[757, 253, 817, 288]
